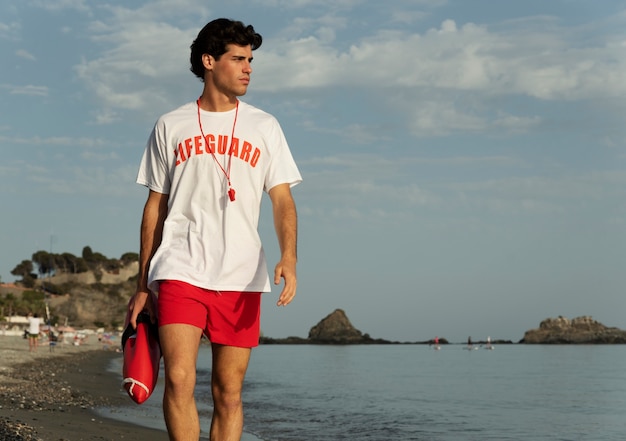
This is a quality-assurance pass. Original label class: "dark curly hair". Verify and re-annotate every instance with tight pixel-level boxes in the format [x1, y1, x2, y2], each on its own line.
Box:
[190, 18, 263, 81]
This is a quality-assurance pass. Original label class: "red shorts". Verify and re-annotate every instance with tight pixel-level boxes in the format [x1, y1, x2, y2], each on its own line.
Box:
[157, 280, 261, 348]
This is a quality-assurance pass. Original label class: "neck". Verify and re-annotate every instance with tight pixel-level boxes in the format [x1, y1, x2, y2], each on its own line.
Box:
[197, 89, 238, 112]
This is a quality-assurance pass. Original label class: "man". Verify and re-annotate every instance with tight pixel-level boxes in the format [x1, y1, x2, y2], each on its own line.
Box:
[27, 312, 41, 352]
[127, 18, 301, 440]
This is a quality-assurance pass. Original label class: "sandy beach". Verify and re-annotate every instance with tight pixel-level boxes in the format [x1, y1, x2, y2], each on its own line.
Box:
[0, 334, 169, 440]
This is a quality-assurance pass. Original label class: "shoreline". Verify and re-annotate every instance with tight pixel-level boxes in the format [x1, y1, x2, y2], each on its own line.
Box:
[0, 335, 169, 440]
[0, 335, 261, 441]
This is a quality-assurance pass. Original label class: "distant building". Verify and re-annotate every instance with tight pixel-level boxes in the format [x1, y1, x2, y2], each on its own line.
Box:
[1, 315, 30, 335]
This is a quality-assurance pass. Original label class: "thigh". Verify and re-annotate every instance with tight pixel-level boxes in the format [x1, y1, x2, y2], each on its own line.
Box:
[160, 323, 203, 381]
[211, 344, 251, 392]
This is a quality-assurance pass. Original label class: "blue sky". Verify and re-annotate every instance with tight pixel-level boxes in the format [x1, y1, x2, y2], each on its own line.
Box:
[1, 0, 625, 342]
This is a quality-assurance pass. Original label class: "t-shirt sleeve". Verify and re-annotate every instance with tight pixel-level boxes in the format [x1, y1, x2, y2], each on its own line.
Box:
[136, 121, 171, 194]
[263, 118, 302, 192]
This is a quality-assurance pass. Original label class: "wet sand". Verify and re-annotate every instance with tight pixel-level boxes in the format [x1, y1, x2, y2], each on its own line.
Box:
[0, 335, 169, 440]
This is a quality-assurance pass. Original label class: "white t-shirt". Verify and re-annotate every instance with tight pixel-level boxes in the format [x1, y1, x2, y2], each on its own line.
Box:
[28, 316, 40, 335]
[137, 100, 302, 293]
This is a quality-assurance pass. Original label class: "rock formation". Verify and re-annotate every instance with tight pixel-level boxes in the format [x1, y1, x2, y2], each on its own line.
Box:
[308, 309, 369, 343]
[260, 309, 394, 344]
[521, 316, 626, 344]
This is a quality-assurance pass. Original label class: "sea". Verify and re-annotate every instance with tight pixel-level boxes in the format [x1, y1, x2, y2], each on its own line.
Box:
[100, 344, 626, 440]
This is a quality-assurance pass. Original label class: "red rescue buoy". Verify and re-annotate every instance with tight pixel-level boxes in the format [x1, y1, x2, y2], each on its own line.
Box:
[121, 312, 161, 404]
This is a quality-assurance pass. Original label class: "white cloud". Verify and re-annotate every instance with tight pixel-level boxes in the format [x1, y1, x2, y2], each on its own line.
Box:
[3, 84, 48, 96]
[15, 49, 36, 61]
[75, 5, 201, 122]
[389, 9, 428, 25]
[0, 134, 106, 148]
[408, 99, 542, 136]
[96, 0, 210, 24]
[297, 151, 626, 225]
[93, 108, 119, 125]
[1, 157, 139, 197]
[306, 122, 393, 145]
[442, 170, 626, 218]
[31, 0, 89, 12]
[410, 100, 488, 136]
[0, 21, 21, 40]
[254, 17, 626, 101]
[80, 151, 120, 161]
[67, 2, 626, 147]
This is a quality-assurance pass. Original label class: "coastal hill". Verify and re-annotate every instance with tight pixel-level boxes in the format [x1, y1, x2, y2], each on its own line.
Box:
[520, 316, 626, 344]
[45, 265, 137, 329]
[0, 263, 138, 330]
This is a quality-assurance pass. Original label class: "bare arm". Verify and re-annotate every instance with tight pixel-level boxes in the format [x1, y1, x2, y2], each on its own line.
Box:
[268, 183, 298, 306]
[127, 189, 169, 327]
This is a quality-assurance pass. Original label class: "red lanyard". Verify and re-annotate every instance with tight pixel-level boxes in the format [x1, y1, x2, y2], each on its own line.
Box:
[196, 98, 239, 201]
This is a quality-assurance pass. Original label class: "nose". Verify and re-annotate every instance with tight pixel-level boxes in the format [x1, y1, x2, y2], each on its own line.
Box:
[243, 61, 252, 74]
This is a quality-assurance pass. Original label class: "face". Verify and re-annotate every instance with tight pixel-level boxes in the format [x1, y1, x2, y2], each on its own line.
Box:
[204, 44, 253, 97]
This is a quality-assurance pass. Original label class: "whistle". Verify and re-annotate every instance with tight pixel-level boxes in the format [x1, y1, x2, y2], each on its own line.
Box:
[228, 188, 236, 201]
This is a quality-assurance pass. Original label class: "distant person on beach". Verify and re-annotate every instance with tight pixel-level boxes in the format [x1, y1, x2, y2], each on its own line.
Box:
[27, 313, 41, 352]
[127, 18, 301, 440]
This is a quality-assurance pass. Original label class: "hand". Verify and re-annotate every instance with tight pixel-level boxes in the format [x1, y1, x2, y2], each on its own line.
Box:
[126, 290, 157, 329]
[274, 257, 297, 306]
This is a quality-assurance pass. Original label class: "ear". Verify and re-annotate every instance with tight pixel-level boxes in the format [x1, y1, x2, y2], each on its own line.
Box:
[202, 53, 214, 71]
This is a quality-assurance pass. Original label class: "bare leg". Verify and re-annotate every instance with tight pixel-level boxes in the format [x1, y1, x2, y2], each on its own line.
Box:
[210, 344, 251, 441]
[160, 323, 203, 441]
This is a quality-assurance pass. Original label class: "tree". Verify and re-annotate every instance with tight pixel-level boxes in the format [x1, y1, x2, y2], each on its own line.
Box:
[120, 252, 139, 265]
[21, 275, 36, 288]
[60, 253, 88, 274]
[22, 290, 44, 303]
[9, 247, 138, 285]
[32, 250, 55, 277]
[0, 293, 17, 316]
[19, 290, 46, 316]
[53, 254, 69, 273]
[82, 246, 112, 271]
[82, 246, 94, 261]
[11, 260, 34, 279]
